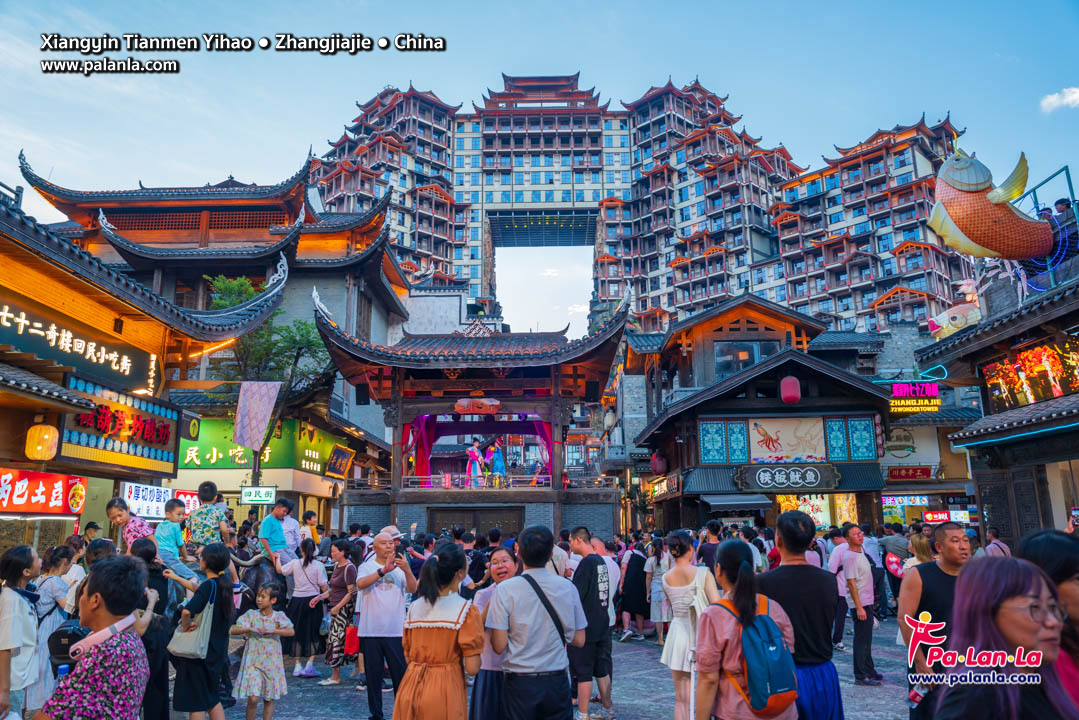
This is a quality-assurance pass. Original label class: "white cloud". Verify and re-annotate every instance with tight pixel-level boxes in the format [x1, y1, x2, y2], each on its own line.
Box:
[540, 268, 560, 278]
[567, 304, 588, 314]
[1041, 87, 1079, 113]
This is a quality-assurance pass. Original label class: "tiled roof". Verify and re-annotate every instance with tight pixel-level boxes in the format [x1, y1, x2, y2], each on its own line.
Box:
[169, 388, 238, 410]
[626, 332, 665, 354]
[949, 394, 1079, 444]
[20, 150, 312, 204]
[269, 193, 391, 235]
[916, 278, 1079, 365]
[664, 294, 828, 348]
[808, 331, 885, 351]
[0, 195, 288, 342]
[0, 362, 95, 411]
[291, 225, 393, 270]
[99, 209, 302, 268]
[898, 406, 983, 426]
[316, 291, 628, 369]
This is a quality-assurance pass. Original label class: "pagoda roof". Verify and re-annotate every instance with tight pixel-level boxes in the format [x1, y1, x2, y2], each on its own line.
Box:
[870, 286, 931, 308]
[98, 209, 303, 270]
[0, 195, 288, 342]
[20, 150, 312, 212]
[269, 192, 391, 236]
[502, 72, 581, 88]
[663, 293, 828, 348]
[823, 113, 965, 165]
[315, 293, 628, 372]
[622, 79, 698, 111]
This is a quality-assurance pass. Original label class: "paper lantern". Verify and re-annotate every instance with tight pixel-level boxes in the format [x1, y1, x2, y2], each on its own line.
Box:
[603, 411, 617, 430]
[650, 453, 667, 474]
[780, 376, 801, 404]
[25, 423, 59, 461]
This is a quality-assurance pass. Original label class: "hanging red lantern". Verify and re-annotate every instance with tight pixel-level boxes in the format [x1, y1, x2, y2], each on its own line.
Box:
[650, 452, 667, 474]
[780, 375, 801, 404]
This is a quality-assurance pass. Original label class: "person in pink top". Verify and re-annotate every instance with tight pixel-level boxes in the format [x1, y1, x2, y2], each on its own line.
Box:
[105, 497, 157, 554]
[985, 527, 1012, 557]
[696, 540, 797, 720]
[825, 529, 848, 651]
[1016, 529, 1079, 707]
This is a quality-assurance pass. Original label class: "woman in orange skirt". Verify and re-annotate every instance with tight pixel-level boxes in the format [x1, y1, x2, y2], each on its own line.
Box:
[395, 542, 485, 720]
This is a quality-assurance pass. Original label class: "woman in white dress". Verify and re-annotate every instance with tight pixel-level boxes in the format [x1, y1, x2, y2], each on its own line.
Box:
[644, 538, 672, 645]
[661, 531, 721, 720]
[25, 545, 74, 715]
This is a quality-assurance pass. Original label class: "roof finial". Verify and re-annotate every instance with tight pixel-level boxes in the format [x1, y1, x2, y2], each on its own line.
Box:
[138, 180, 146, 189]
[17, 149, 29, 170]
[307, 144, 314, 159]
[97, 208, 116, 231]
[267, 252, 289, 286]
[312, 286, 333, 317]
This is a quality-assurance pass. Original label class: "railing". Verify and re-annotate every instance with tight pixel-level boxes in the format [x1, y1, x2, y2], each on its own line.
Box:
[348, 477, 391, 490]
[405, 474, 552, 489]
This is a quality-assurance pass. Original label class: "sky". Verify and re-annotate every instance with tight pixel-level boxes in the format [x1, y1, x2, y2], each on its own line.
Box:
[2, 0, 1077, 338]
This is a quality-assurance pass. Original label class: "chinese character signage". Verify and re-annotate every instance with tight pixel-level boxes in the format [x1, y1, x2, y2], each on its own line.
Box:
[178, 418, 349, 476]
[923, 510, 952, 523]
[889, 382, 941, 414]
[121, 481, 172, 519]
[0, 468, 86, 515]
[736, 464, 839, 491]
[983, 336, 1079, 413]
[173, 490, 201, 515]
[241, 486, 277, 505]
[0, 287, 154, 390]
[325, 444, 356, 480]
[887, 466, 933, 481]
[881, 495, 930, 506]
[59, 376, 180, 477]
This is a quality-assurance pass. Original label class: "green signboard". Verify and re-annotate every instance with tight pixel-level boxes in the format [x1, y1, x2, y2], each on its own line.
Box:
[179, 418, 345, 476]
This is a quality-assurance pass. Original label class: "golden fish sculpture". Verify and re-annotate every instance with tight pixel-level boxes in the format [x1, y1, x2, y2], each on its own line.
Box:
[928, 150, 1053, 260]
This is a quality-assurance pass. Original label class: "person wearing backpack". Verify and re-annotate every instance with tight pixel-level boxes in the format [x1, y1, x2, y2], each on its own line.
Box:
[695, 539, 798, 720]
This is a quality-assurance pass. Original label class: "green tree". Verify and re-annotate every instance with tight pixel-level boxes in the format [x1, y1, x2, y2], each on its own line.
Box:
[205, 275, 330, 486]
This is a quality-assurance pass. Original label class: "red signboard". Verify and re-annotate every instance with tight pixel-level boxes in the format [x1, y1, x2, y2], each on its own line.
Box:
[173, 490, 201, 515]
[0, 468, 86, 515]
[888, 466, 933, 481]
[923, 510, 952, 523]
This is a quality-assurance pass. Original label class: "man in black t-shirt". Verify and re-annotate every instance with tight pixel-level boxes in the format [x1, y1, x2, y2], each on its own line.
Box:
[758, 511, 845, 720]
[568, 526, 614, 720]
[695, 519, 722, 573]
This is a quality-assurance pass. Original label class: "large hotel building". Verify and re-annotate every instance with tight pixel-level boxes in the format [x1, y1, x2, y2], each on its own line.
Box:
[318, 73, 970, 333]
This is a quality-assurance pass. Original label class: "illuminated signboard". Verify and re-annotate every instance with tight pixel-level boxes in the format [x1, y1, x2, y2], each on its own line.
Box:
[0, 287, 155, 391]
[325, 444, 356, 480]
[178, 418, 347, 475]
[890, 383, 941, 414]
[983, 337, 1079, 413]
[174, 490, 201, 515]
[887, 466, 933, 481]
[882, 495, 929, 506]
[121, 481, 171, 519]
[923, 510, 952, 523]
[59, 376, 179, 477]
[241, 486, 277, 505]
[0, 468, 86, 515]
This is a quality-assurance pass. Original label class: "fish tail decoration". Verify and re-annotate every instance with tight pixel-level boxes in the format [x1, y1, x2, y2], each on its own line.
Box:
[987, 153, 1029, 205]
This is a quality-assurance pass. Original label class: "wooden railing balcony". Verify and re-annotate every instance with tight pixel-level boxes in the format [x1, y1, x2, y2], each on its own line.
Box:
[405, 474, 552, 489]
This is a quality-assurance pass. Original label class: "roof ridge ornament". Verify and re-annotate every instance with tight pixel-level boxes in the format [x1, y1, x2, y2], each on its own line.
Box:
[312, 286, 333, 317]
[267, 252, 288, 286]
[97, 208, 116, 231]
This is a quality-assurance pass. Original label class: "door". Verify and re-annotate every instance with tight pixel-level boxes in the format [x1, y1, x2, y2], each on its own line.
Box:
[427, 507, 525, 536]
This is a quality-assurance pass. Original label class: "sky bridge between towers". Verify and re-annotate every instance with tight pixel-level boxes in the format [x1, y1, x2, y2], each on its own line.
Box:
[486, 208, 598, 247]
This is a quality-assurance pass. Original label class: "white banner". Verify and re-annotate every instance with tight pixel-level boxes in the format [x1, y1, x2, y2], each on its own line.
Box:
[121, 481, 172, 519]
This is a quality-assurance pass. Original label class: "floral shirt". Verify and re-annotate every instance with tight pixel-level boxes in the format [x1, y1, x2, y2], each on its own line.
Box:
[43, 629, 149, 720]
[189, 504, 226, 546]
[122, 514, 155, 551]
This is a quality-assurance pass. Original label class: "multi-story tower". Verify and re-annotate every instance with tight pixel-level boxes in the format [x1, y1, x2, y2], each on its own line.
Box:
[770, 115, 970, 333]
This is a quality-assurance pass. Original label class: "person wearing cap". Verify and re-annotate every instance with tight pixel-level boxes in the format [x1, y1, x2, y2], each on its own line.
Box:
[82, 522, 101, 543]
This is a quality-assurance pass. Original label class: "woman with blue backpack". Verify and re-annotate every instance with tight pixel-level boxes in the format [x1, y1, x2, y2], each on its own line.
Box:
[695, 540, 799, 720]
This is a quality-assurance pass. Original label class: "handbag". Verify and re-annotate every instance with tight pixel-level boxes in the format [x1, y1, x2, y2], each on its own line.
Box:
[167, 579, 217, 659]
[344, 624, 360, 656]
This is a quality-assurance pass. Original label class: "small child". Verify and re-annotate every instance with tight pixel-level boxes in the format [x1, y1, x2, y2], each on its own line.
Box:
[231, 583, 294, 720]
[155, 499, 197, 581]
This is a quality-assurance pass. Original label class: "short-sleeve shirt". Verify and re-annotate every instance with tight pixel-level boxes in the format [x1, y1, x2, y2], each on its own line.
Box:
[259, 515, 288, 553]
[355, 558, 407, 638]
[485, 568, 587, 673]
[43, 630, 149, 720]
[571, 554, 611, 642]
[154, 520, 185, 560]
[473, 585, 505, 671]
[282, 516, 301, 550]
[328, 561, 358, 606]
[696, 596, 798, 720]
[0, 589, 38, 691]
[122, 515, 155, 551]
[828, 543, 848, 595]
[189, 505, 226, 547]
[280, 559, 327, 598]
[842, 549, 874, 609]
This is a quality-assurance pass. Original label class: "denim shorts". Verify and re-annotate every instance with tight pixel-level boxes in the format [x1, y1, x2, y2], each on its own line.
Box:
[161, 554, 197, 580]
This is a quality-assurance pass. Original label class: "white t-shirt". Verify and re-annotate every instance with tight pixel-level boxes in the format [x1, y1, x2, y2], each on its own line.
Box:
[355, 558, 407, 637]
[547, 544, 568, 576]
[282, 516, 302, 551]
[0, 589, 38, 691]
[601, 556, 621, 626]
[280, 559, 327, 598]
[61, 563, 86, 588]
[566, 552, 582, 575]
[644, 553, 671, 580]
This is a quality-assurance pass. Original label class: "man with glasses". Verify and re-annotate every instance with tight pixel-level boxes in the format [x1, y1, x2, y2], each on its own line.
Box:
[898, 520, 971, 719]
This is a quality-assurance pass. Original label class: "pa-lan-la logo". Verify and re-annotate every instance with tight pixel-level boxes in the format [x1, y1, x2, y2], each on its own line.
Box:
[906, 610, 1043, 669]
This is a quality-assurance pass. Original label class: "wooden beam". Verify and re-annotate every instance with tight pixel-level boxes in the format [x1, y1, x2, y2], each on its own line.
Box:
[403, 377, 551, 392]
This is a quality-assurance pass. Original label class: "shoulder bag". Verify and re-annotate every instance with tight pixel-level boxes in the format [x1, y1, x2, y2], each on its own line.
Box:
[167, 579, 217, 659]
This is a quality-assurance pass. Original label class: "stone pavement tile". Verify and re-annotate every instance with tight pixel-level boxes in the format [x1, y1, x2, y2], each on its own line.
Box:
[214, 621, 909, 719]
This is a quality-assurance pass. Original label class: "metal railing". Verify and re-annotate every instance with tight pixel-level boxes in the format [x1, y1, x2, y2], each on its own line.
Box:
[347, 477, 391, 490]
[405, 474, 552, 489]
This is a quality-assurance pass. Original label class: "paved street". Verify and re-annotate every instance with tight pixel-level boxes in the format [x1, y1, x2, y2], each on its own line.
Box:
[209, 618, 908, 720]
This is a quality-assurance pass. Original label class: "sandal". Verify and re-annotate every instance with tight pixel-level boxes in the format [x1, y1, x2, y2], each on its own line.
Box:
[318, 678, 341, 686]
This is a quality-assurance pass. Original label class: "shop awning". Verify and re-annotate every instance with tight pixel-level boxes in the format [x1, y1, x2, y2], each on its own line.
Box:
[701, 493, 773, 510]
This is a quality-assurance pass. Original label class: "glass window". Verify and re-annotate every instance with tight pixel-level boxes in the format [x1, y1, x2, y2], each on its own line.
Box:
[714, 341, 782, 378]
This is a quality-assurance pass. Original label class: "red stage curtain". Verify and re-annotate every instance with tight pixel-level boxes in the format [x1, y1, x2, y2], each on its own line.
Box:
[533, 420, 554, 474]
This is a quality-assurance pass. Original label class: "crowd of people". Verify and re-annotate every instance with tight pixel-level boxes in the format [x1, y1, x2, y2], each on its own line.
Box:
[2, 486, 1079, 720]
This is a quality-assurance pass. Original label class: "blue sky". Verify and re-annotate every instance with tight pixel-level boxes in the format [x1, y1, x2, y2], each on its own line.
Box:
[2, 0, 1077, 337]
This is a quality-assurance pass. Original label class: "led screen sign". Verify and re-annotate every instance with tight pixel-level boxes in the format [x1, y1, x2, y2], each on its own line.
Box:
[983, 337, 1079, 413]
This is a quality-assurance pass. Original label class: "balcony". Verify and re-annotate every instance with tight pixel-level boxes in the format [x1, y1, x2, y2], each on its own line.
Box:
[599, 444, 631, 473]
[405, 474, 552, 489]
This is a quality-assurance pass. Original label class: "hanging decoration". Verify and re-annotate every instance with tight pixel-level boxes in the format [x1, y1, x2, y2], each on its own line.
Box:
[650, 452, 667, 474]
[779, 376, 801, 404]
[928, 279, 983, 340]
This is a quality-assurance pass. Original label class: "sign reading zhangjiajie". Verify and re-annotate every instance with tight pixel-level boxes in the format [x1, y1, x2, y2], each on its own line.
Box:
[0, 286, 155, 391]
[179, 418, 350, 476]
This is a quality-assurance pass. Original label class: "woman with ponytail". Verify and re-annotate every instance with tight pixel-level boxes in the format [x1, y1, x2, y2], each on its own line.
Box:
[394, 542, 485, 720]
[273, 538, 328, 678]
[695, 539, 797, 720]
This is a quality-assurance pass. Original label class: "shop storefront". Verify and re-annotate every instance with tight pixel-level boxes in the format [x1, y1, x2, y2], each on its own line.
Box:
[0, 468, 87, 550]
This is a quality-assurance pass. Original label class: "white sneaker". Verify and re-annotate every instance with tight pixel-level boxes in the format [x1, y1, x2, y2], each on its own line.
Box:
[618, 629, 633, 642]
[591, 707, 616, 719]
[293, 665, 304, 677]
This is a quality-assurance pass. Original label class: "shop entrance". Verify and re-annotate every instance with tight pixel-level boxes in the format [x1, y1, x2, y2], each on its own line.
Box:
[427, 507, 525, 536]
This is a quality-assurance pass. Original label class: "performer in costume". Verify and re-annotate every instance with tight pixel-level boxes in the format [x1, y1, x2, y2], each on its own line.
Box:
[466, 437, 485, 487]
[487, 438, 506, 488]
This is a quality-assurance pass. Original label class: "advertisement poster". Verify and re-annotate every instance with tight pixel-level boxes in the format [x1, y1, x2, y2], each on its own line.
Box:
[749, 417, 826, 464]
[0, 469, 86, 515]
[121, 481, 171, 519]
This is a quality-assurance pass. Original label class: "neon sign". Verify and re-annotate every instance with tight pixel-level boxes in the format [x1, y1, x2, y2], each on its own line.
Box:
[890, 382, 941, 414]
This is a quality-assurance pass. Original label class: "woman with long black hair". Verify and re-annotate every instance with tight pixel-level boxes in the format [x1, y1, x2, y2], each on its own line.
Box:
[170, 542, 234, 720]
[695, 539, 797, 720]
[0, 545, 41, 720]
[394, 543, 484, 720]
[273, 538, 328, 678]
[618, 540, 649, 642]
[25, 545, 73, 715]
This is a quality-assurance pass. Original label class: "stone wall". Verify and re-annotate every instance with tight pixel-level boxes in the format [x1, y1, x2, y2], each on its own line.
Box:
[394, 502, 556, 535]
[878, 322, 932, 375]
[561, 503, 614, 540]
[621, 374, 649, 449]
[344, 504, 391, 531]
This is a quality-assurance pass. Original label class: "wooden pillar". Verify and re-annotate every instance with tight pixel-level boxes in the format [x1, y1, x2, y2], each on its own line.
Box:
[550, 366, 563, 488]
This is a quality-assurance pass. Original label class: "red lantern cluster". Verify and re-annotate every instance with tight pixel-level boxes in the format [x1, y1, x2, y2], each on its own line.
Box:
[874, 414, 884, 458]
